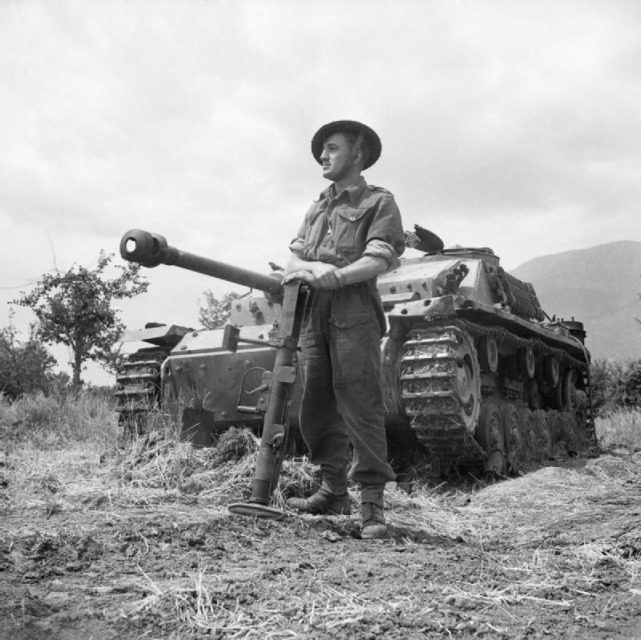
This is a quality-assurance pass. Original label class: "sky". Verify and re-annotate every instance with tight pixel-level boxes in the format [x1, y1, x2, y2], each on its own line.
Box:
[1, 0, 641, 383]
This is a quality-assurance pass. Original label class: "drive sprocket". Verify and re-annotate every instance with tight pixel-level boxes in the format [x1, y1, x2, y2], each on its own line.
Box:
[400, 324, 484, 467]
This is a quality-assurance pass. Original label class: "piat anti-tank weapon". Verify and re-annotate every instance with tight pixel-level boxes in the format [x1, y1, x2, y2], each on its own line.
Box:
[120, 228, 307, 519]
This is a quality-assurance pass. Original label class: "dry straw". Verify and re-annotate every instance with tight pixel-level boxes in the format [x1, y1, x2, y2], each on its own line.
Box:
[3, 406, 640, 637]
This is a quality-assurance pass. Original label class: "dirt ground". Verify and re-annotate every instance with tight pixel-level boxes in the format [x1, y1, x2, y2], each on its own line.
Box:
[1, 442, 640, 640]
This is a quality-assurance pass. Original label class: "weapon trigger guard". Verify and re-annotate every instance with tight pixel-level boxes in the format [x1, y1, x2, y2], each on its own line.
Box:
[245, 383, 269, 395]
[279, 337, 299, 350]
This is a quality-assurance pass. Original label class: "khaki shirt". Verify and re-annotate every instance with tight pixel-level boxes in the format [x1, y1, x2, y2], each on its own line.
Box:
[289, 177, 405, 269]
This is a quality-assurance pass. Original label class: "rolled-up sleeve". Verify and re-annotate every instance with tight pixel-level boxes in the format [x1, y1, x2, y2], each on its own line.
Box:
[289, 236, 305, 256]
[289, 210, 311, 257]
[363, 194, 405, 269]
[363, 238, 400, 270]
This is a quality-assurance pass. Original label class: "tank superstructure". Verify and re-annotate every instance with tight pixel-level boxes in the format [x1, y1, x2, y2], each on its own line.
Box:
[116, 229, 302, 445]
[119, 229, 594, 474]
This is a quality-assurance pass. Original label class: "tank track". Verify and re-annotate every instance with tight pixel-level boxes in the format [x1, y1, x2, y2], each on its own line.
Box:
[401, 325, 485, 467]
[115, 347, 170, 437]
[400, 320, 594, 473]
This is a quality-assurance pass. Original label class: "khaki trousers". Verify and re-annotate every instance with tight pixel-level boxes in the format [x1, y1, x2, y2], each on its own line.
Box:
[297, 285, 396, 489]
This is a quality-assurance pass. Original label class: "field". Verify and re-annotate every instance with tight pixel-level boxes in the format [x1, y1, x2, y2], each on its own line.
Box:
[1, 396, 640, 639]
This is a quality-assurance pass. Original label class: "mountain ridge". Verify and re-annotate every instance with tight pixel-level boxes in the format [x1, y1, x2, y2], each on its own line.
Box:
[510, 240, 641, 361]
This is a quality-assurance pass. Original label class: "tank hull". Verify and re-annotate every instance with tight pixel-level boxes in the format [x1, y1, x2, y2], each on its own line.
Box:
[118, 231, 595, 473]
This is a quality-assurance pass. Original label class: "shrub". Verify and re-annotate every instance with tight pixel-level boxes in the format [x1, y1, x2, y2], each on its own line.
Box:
[590, 358, 641, 416]
[0, 388, 119, 449]
[0, 323, 59, 400]
[622, 360, 641, 407]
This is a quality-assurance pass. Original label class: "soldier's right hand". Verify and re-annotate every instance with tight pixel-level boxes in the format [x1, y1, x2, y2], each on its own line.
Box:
[282, 270, 314, 285]
[305, 261, 339, 279]
[283, 260, 340, 288]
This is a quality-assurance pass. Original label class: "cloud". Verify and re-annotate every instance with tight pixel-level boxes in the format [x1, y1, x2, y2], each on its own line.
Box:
[1, 0, 640, 381]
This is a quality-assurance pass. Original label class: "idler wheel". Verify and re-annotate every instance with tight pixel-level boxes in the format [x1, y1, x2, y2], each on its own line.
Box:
[478, 336, 499, 374]
[502, 404, 525, 474]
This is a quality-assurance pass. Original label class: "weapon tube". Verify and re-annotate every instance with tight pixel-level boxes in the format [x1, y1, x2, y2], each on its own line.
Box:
[120, 229, 283, 297]
[229, 281, 308, 519]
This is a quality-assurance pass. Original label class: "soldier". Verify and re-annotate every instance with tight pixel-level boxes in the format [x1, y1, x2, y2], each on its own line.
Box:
[284, 120, 405, 539]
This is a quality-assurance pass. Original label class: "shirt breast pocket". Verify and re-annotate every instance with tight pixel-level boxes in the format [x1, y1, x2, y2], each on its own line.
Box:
[333, 207, 369, 259]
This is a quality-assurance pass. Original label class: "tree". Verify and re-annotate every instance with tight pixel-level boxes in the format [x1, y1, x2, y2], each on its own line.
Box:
[0, 319, 58, 400]
[16, 252, 149, 387]
[198, 290, 241, 329]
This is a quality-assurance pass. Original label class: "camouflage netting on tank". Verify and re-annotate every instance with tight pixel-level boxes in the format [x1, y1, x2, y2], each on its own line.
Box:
[495, 268, 545, 321]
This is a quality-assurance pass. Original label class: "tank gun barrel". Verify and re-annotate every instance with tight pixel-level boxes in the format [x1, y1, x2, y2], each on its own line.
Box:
[120, 229, 283, 297]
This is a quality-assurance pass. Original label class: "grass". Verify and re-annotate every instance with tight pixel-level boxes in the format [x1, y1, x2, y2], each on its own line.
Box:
[2, 387, 639, 452]
[595, 406, 641, 451]
[0, 388, 118, 450]
[2, 391, 640, 516]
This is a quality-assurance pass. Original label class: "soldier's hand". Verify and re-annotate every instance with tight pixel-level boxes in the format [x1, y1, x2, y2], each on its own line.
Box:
[283, 266, 341, 289]
[307, 262, 332, 276]
[282, 270, 314, 285]
[316, 269, 341, 289]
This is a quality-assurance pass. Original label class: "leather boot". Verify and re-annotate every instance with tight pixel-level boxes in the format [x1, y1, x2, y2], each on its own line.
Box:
[360, 483, 387, 539]
[287, 466, 350, 515]
[286, 488, 351, 515]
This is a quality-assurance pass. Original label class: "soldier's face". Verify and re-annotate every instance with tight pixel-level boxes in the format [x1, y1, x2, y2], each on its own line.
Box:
[320, 133, 353, 182]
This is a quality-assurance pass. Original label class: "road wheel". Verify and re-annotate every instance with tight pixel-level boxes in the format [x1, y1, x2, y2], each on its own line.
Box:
[519, 346, 536, 379]
[533, 409, 552, 461]
[545, 357, 560, 386]
[476, 402, 506, 477]
[503, 404, 525, 475]
[478, 336, 499, 374]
